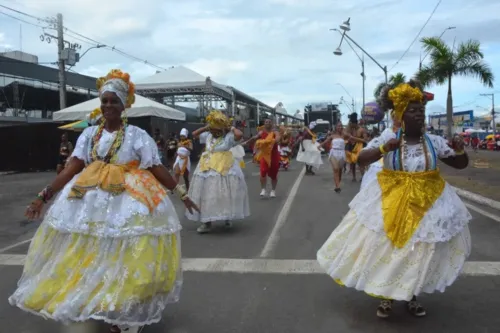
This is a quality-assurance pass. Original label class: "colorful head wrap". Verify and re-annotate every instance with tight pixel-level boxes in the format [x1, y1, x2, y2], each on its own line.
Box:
[97, 69, 135, 108]
[206, 110, 231, 130]
[87, 69, 136, 124]
[388, 83, 423, 121]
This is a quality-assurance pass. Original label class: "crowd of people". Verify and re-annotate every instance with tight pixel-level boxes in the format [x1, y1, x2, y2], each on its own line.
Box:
[11, 70, 472, 332]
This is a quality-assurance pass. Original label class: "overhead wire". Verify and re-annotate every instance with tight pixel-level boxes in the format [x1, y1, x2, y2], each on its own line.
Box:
[388, 0, 442, 72]
[0, 4, 168, 71]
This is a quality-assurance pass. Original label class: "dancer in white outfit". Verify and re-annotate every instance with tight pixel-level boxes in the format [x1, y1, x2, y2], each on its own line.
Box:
[173, 128, 193, 189]
[9, 69, 199, 333]
[187, 110, 250, 233]
[296, 121, 323, 175]
[317, 80, 471, 319]
[320, 122, 346, 192]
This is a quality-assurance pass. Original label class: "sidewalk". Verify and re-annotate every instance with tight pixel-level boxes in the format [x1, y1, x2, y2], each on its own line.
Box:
[440, 148, 500, 202]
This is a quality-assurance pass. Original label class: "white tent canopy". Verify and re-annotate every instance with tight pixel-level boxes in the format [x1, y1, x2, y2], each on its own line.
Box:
[53, 95, 186, 121]
[135, 65, 231, 93]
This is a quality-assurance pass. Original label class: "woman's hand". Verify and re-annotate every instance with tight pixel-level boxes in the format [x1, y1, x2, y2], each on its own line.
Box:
[183, 197, 200, 214]
[25, 198, 44, 221]
[383, 138, 400, 152]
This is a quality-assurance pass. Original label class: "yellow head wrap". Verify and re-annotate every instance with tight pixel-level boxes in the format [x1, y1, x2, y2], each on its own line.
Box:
[206, 110, 231, 130]
[388, 83, 424, 121]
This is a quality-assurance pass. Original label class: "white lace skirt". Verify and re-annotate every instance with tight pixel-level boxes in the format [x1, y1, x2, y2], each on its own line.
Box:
[317, 210, 471, 301]
[185, 161, 250, 223]
[9, 171, 183, 326]
[360, 159, 383, 190]
[296, 139, 323, 168]
[9, 222, 182, 326]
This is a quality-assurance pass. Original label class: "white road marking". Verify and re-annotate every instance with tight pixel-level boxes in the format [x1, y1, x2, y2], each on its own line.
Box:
[465, 203, 500, 223]
[0, 239, 32, 254]
[259, 167, 306, 258]
[1, 255, 500, 277]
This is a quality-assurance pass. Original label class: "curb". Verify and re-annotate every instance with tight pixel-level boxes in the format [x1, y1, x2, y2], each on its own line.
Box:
[452, 186, 500, 211]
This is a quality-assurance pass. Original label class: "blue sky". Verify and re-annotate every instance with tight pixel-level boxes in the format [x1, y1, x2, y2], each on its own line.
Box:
[1, 0, 499, 122]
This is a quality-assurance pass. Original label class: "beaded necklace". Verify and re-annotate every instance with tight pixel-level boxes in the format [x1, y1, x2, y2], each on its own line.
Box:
[392, 129, 437, 171]
[208, 134, 224, 153]
[90, 122, 126, 163]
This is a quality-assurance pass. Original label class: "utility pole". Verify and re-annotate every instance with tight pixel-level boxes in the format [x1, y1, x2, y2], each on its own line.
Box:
[480, 93, 496, 135]
[57, 13, 67, 109]
[361, 54, 365, 112]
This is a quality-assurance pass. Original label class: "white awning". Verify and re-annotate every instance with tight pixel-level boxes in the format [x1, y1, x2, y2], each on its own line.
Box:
[53, 95, 186, 121]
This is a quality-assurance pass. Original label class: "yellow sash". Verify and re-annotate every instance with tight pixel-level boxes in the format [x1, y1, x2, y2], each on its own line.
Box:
[377, 168, 445, 248]
[255, 132, 275, 167]
[305, 128, 317, 143]
[199, 151, 234, 175]
[69, 160, 166, 213]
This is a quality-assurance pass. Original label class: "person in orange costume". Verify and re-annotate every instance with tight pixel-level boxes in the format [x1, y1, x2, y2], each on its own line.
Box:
[243, 118, 281, 198]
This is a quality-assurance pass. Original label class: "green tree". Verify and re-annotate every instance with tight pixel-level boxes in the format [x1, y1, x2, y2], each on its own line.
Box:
[373, 72, 407, 100]
[417, 37, 494, 138]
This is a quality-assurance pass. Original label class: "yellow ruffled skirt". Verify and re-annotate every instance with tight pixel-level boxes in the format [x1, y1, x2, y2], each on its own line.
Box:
[9, 222, 182, 326]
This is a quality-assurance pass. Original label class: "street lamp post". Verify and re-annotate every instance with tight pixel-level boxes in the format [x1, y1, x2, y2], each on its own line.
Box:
[336, 83, 355, 111]
[331, 18, 388, 124]
[331, 28, 365, 113]
[419, 26, 456, 70]
[480, 93, 496, 135]
[66, 44, 106, 71]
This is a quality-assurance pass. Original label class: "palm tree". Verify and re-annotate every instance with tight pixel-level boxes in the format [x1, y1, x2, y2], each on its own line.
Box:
[373, 72, 407, 100]
[416, 37, 494, 138]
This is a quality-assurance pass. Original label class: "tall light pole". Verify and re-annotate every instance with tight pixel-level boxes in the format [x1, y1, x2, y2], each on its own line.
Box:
[331, 18, 388, 124]
[419, 26, 456, 70]
[480, 93, 496, 135]
[336, 83, 355, 112]
[331, 28, 365, 113]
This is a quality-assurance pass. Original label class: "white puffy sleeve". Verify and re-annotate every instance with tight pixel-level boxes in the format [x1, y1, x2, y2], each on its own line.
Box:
[224, 131, 237, 148]
[199, 132, 209, 144]
[71, 126, 94, 164]
[428, 134, 456, 159]
[133, 128, 163, 169]
[363, 129, 396, 151]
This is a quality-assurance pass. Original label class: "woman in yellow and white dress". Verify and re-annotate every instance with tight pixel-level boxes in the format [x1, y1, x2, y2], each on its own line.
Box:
[10, 70, 198, 333]
[187, 110, 250, 234]
[317, 80, 472, 319]
[296, 121, 323, 175]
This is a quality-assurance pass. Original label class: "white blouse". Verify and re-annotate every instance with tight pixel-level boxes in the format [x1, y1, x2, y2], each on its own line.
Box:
[72, 125, 162, 169]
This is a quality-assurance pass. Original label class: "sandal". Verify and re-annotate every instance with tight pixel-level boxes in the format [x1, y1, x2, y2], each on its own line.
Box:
[376, 300, 393, 318]
[407, 300, 426, 317]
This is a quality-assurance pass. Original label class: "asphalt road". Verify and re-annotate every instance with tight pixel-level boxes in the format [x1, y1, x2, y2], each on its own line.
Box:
[1, 159, 500, 333]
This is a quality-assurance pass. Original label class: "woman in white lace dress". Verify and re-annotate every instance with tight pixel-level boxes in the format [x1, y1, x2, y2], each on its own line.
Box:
[317, 80, 471, 319]
[10, 70, 198, 333]
[186, 110, 250, 234]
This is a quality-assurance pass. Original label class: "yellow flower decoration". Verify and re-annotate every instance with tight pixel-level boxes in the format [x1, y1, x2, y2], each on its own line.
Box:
[89, 107, 102, 120]
[96, 69, 136, 108]
[388, 83, 423, 121]
[206, 110, 231, 130]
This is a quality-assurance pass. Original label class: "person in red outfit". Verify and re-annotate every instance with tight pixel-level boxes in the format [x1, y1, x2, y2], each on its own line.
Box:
[243, 118, 281, 197]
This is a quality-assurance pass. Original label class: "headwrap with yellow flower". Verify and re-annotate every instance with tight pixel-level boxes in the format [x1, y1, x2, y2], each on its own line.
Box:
[388, 83, 424, 121]
[206, 110, 231, 130]
[87, 69, 136, 124]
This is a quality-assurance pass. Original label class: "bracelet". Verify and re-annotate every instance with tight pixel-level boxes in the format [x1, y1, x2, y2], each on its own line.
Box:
[173, 184, 189, 201]
[37, 185, 54, 203]
[379, 144, 387, 155]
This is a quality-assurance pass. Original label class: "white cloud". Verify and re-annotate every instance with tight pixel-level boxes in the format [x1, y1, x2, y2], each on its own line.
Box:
[0, 0, 499, 119]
